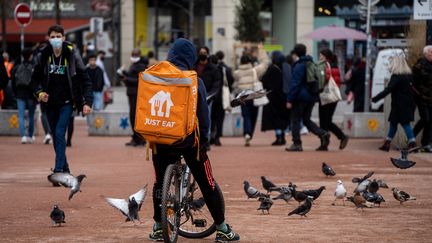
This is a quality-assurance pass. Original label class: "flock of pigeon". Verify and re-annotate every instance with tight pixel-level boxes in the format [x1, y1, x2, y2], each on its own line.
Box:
[47, 172, 148, 226]
[243, 147, 419, 217]
[48, 146, 420, 226]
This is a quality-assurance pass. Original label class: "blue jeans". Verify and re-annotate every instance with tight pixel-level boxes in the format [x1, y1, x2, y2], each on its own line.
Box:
[92, 91, 103, 111]
[241, 100, 258, 137]
[46, 103, 73, 173]
[387, 122, 415, 142]
[17, 98, 36, 137]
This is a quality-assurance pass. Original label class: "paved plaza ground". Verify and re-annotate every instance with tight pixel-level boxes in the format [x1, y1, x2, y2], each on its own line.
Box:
[1, 119, 431, 242]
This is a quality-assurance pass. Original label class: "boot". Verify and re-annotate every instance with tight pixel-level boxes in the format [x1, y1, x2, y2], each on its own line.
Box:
[318, 132, 330, 150]
[379, 140, 391, 152]
[271, 135, 286, 146]
[285, 143, 303, 152]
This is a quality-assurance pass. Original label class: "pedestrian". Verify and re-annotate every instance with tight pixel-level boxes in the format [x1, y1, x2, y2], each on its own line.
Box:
[261, 51, 290, 146]
[0, 52, 8, 90]
[31, 24, 93, 174]
[11, 48, 37, 144]
[372, 54, 416, 151]
[96, 50, 111, 89]
[318, 49, 349, 150]
[1, 52, 17, 110]
[86, 53, 105, 111]
[195, 46, 222, 146]
[285, 44, 330, 152]
[210, 50, 235, 146]
[122, 48, 147, 146]
[345, 58, 366, 112]
[146, 38, 240, 242]
[412, 45, 432, 151]
[233, 44, 270, 146]
[3, 52, 14, 78]
[147, 50, 159, 66]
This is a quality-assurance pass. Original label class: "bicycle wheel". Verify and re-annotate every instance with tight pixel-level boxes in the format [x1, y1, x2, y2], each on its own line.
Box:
[178, 175, 225, 239]
[161, 164, 181, 243]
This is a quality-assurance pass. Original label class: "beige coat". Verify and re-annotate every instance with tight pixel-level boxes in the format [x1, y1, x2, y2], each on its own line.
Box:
[233, 49, 270, 93]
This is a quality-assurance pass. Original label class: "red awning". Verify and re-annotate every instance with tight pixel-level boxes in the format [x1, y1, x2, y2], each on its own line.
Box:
[1, 18, 89, 42]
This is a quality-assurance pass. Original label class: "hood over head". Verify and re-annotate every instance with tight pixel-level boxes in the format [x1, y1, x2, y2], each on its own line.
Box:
[167, 38, 197, 70]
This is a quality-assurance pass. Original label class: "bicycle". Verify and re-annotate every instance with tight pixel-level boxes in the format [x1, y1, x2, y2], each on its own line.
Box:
[160, 156, 225, 243]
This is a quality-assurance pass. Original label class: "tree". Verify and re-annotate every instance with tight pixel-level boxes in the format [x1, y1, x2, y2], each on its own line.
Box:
[234, 0, 264, 43]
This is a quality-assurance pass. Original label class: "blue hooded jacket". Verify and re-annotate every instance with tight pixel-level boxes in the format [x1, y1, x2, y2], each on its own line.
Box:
[167, 38, 209, 145]
[287, 55, 319, 103]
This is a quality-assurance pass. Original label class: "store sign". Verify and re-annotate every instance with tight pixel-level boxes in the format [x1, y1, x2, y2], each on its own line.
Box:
[413, 0, 432, 20]
[30, 1, 76, 12]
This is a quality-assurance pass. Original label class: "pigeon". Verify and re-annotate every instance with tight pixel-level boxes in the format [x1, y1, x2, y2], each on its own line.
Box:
[47, 173, 86, 200]
[367, 179, 379, 193]
[390, 149, 416, 169]
[288, 196, 313, 217]
[272, 186, 293, 203]
[322, 162, 336, 177]
[303, 186, 326, 201]
[244, 181, 266, 199]
[261, 176, 278, 193]
[189, 197, 206, 211]
[363, 191, 385, 207]
[352, 171, 374, 193]
[230, 89, 271, 107]
[105, 184, 148, 223]
[291, 185, 308, 204]
[377, 179, 389, 189]
[332, 180, 347, 206]
[50, 205, 66, 226]
[392, 188, 416, 204]
[257, 196, 273, 214]
[347, 192, 374, 210]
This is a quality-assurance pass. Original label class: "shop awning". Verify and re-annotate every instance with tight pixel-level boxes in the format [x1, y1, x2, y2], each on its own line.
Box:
[1, 18, 89, 42]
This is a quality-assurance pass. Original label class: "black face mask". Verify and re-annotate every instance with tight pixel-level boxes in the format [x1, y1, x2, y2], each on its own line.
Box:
[198, 54, 207, 62]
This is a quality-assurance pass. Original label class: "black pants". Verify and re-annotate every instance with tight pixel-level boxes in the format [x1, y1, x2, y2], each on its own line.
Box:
[211, 98, 225, 140]
[319, 102, 345, 140]
[414, 102, 432, 146]
[152, 146, 225, 225]
[128, 94, 144, 143]
[291, 101, 326, 145]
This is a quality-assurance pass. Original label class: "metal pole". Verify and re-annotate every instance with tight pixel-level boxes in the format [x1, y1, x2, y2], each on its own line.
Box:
[1, 1, 7, 51]
[55, 0, 60, 25]
[20, 26, 24, 52]
[364, 0, 372, 112]
[188, 0, 194, 41]
[427, 20, 432, 45]
[154, 0, 159, 59]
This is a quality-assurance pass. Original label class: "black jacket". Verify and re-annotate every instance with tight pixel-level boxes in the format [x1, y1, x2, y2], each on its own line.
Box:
[346, 66, 365, 112]
[86, 66, 104, 92]
[196, 62, 222, 100]
[261, 63, 290, 131]
[11, 60, 35, 100]
[412, 57, 432, 104]
[123, 58, 148, 96]
[0, 54, 8, 90]
[372, 74, 415, 124]
[31, 41, 93, 112]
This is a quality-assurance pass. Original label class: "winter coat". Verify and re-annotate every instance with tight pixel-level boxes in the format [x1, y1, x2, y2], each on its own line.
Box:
[346, 66, 365, 112]
[123, 58, 147, 96]
[159, 38, 210, 148]
[233, 49, 270, 93]
[412, 57, 432, 105]
[11, 60, 35, 99]
[86, 66, 105, 92]
[287, 55, 319, 103]
[261, 61, 290, 131]
[31, 41, 93, 112]
[372, 74, 415, 124]
[196, 62, 222, 101]
[0, 54, 8, 90]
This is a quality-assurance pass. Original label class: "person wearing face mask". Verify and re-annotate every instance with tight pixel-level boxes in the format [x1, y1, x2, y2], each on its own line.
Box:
[96, 50, 111, 89]
[195, 46, 222, 148]
[122, 48, 148, 146]
[86, 53, 105, 111]
[31, 24, 93, 175]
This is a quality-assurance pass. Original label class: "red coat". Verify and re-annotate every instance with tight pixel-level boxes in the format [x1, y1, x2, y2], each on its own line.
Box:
[325, 65, 341, 87]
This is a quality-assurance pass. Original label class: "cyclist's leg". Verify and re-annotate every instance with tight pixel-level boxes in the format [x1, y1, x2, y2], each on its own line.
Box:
[151, 147, 181, 223]
[183, 147, 225, 225]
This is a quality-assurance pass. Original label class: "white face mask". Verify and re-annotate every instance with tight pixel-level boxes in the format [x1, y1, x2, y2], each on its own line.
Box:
[130, 57, 140, 63]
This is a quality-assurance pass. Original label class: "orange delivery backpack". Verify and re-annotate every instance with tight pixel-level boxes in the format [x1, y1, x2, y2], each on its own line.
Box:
[134, 61, 199, 146]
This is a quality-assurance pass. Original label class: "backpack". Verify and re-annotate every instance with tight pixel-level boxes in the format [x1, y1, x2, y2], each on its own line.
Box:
[134, 61, 198, 145]
[305, 61, 326, 94]
[14, 63, 33, 87]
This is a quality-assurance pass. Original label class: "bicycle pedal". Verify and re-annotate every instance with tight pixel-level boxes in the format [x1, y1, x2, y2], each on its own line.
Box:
[193, 219, 207, 227]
